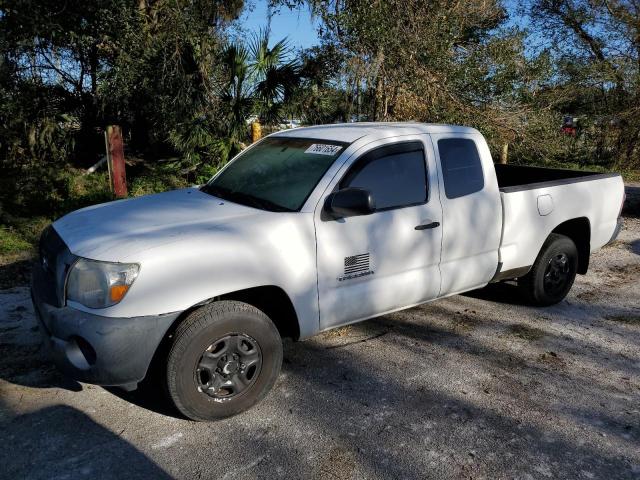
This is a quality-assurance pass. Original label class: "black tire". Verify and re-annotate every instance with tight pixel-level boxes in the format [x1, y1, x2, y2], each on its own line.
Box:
[166, 300, 282, 421]
[519, 233, 578, 306]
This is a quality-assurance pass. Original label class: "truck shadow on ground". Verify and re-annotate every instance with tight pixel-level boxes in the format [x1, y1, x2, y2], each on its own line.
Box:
[268, 315, 638, 478]
[0, 343, 83, 392]
[623, 184, 640, 217]
[96, 300, 637, 478]
[0, 257, 32, 290]
[104, 381, 181, 419]
[0, 404, 171, 480]
[462, 281, 527, 305]
[0, 285, 83, 392]
[1, 300, 637, 479]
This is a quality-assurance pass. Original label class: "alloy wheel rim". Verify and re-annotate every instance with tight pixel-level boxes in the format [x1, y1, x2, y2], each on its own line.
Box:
[195, 334, 262, 400]
[543, 253, 571, 296]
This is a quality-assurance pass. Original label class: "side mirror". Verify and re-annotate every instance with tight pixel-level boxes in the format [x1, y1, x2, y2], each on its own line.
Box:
[324, 187, 376, 218]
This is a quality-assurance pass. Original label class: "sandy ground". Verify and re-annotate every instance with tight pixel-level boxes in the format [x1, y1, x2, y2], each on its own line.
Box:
[0, 218, 638, 480]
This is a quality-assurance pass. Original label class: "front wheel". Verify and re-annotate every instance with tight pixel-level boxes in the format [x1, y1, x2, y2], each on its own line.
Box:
[166, 300, 282, 421]
[519, 233, 578, 306]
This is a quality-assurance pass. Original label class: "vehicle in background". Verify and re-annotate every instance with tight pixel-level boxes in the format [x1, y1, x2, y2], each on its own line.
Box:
[278, 118, 302, 130]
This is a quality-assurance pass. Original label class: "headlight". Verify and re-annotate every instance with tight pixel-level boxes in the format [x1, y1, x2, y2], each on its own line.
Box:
[66, 258, 140, 309]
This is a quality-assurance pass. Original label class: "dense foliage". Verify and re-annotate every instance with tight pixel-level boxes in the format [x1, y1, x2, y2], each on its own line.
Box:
[294, 0, 640, 170]
[1, 0, 639, 229]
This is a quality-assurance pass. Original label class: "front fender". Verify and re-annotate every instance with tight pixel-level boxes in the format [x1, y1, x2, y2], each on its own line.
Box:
[71, 213, 321, 339]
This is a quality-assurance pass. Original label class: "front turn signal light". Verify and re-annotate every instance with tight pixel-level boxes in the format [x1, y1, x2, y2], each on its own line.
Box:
[110, 284, 130, 303]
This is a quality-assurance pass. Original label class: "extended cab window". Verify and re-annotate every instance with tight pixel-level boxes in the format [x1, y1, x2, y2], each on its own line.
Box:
[201, 137, 346, 211]
[437, 138, 484, 199]
[341, 143, 427, 210]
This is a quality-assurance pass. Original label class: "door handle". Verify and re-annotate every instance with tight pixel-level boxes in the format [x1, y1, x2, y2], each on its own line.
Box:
[415, 221, 440, 230]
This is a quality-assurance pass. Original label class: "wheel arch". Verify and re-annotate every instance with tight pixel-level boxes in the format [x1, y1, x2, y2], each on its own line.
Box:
[144, 285, 300, 385]
[550, 217, 591, 274]
[215, 286, 301, 340]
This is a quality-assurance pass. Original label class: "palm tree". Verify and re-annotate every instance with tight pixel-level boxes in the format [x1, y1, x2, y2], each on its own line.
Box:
[218, 30, 300, 156]
[248, 32, 300, 125]
[219, 42, 253, 152]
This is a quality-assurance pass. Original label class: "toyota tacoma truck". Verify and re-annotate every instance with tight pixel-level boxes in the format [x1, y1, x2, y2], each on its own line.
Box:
[31, 123, 625, 421]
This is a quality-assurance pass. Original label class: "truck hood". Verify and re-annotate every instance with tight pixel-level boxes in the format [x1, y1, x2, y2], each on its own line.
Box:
[53, 187, 260, 261]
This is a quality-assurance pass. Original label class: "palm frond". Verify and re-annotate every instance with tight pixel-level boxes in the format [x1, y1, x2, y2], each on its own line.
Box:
[248, 29, 293, 80]
[217, 30, 301, 129]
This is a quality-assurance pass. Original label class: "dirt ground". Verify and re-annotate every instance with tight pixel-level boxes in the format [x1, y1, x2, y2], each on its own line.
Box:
[0, 218, 639, 480]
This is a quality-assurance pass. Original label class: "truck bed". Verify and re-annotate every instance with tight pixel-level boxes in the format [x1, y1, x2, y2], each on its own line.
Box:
[494, 164, 619, 192]
[495, 164, 624, 278]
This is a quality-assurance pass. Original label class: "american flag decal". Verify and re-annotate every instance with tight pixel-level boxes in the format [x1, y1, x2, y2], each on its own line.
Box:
[344, 253, 370, 275]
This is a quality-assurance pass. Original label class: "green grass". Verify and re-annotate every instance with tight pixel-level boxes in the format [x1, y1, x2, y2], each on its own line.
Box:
[0, 217, 51, 263]
[622, 170, 640, 182]
[0, 227, 33, 255]
[129, 171, 188, 197]
[0, 167, 190, 258]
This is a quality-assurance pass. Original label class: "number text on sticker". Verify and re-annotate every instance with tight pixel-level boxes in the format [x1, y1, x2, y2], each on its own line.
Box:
[305, 144, 342, 156]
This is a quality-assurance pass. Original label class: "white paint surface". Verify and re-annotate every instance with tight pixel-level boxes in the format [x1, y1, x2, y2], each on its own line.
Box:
[50, 123, 624, 339]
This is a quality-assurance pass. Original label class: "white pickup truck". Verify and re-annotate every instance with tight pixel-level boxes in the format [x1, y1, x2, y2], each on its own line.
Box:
[32, 123, 625, 420]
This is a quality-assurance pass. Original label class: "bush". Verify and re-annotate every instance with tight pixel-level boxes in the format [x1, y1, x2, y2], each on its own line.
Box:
[0, 163, 197, 256]
[129, 171, 189, 197]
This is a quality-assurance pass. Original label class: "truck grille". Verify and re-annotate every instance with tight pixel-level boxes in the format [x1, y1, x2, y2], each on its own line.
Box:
[37, 226, 74, 307]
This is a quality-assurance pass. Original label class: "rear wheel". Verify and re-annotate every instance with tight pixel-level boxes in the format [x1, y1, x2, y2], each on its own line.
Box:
[519, 233, 578, 306]
[166, 300, 282, 421]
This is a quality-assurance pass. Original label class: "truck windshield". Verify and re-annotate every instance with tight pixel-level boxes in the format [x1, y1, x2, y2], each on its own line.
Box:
[201, 137, 347, 212]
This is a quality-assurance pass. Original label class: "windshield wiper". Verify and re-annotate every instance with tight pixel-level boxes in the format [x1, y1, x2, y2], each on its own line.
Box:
[201, 184, 292, 212]
[200, 184, 230, 199]
[228, 191, 292, 212]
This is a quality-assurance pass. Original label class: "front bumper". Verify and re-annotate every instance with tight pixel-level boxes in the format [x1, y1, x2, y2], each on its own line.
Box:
[31, 263, 180, 389]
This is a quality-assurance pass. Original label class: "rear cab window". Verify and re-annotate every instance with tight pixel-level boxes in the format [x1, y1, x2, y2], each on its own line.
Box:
[437, 138, 484, 199]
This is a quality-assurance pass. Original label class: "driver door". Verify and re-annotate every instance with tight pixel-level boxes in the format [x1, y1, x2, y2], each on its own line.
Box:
[315, 137, 443, 330]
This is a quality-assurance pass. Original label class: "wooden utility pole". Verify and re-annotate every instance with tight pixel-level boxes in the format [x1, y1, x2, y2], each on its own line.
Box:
[104, 125, 127, 198]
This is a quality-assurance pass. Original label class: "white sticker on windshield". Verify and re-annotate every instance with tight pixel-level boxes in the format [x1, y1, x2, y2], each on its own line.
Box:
[305, 144, 342, 156]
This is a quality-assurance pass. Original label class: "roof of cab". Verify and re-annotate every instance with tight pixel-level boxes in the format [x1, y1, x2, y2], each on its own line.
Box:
[270, 122, 480, 143]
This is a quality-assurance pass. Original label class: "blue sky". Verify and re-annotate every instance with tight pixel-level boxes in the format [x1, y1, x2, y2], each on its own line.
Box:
[238, 0, 320, 49]
[236, 0, 540, 54]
